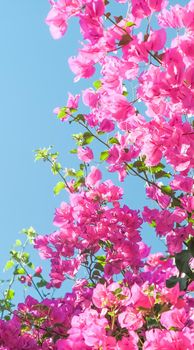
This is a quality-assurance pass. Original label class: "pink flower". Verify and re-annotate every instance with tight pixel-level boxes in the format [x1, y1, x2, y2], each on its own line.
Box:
[68, 55, 96, 81]
[77, 146, 94, 163]
[118, 308, 144, 331]
[85, 166, 102, 187]
[160, 308, 188, 330]
[34, 266, 42, 276]
[82, 88, 99, 108]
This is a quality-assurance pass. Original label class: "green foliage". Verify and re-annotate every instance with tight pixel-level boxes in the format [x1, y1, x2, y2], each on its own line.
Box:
[5, 289, 15, 300]
[100, 150, 109, 161]
[4, 260, 14, 271]
[161, 185, 174, 195]
[72, 132, 94, 146]
[108, 137, 120, 145]
[93, 80, 102, 90]
[125, 21, 135, 27]
[51, 162, 62, 175]
[53, 181, 65, 195]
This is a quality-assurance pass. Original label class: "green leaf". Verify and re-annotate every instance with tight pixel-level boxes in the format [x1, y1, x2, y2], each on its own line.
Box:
[108, 137, 120, 145]
[133, 160, 148, 172]
[149, 220, 156, 228]
[82, 132, 94, 146]
[15, 239, 22, 247]
[175, 250, 192, 275]
[27, 262, 34, 269]
[171, 197, 181, 207]
[94, 263, 105, 272]
[113, 287, 122, 295]
[125, 21, 135, 27]
[5, 289, 15, 300]
[179, 276, 188, 291]
[51, 162, 62, 175]
[155, 170, 171, 179]
[66, 168, 76, 176]
[161, 185, 173, 195]
[57, 107, 67, 120]
[22, 252, 30, 263]
[21, 227, 36, 239]
[96, 255, 106, 262]
[74, 114, 85, 123]
[36, 280, 47, 288]
[4, 260, 14, 271]
[100, 150, 109, 161]
[166, 275, 188, 291]
[75, 170, 84, 177]
[93, 80, 102, 90]
[166, 276, 178, 288]
[149, 163, 165, 174]
[69, 108, 77, 114]
[69, 149, 77, 154]
[53, 182, 65, 195]
[14, 267, 25, 275]
[35, 147, 51, 161]
[188, 238, 194, 257]
[92, 270, 101, 278]
[73, 177, 85, 190]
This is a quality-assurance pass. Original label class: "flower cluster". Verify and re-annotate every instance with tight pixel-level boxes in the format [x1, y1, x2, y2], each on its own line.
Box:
[1, 0, 194, 349]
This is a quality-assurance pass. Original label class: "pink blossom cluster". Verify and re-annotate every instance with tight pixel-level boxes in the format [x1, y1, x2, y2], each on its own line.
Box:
[1, 268, 194, 349]
[1, 0, 194, 349]
[35, 172, 145, 288]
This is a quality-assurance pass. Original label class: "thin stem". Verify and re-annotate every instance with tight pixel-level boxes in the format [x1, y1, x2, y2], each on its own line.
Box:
[19, 262, 44, 301]
[46, 157, 72, 192]
[104, 14, 131, 37]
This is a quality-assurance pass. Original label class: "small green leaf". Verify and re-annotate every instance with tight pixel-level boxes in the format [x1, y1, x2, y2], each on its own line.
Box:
[57, 107, 67, 120]
[27, 262, 34, 269]
[15, 239, 22, 247]
[93, 80, 102, 90]
[175, 250, 192, 275]
[51, 162, 62, 175]
[82, 132, 94, 146]
[113, 287, 122, 295]
[4, 260, 14, 271]
[35, 147, 51, 161]
[108, 137, 120, 145]
[100, 150, 109, 161]
[75, 170, 84, 177]
[96, 255, 106, 262]
[171, 197, 181, 207]
[73, 177, 85, 190]
[161, 185, 173, 195]
[53, 182, 65, 195]
[187, 238, 194, 257]
[125, 21, 135, 27]
[149, 220, 156, 228]
[69, 149, 77, 154]
[74, 114, 85, 123]
[14, 267, 25, 275]
[69, 108, 77, 114]
[149, 163, 165, 174]
[21, 227, 36, 239]
[166, 276, 178, 288]
[94, 263, 105, 272]
[155, 170, 171, 179]
[5, 289, 15, 300]
[36, 280, 47, 288]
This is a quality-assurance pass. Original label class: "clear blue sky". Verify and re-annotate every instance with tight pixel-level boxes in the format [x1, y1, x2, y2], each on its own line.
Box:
[1, 0, 186, 295]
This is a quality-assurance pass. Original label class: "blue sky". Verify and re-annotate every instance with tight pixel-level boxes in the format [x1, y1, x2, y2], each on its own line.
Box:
[1, 0, 185, 299]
